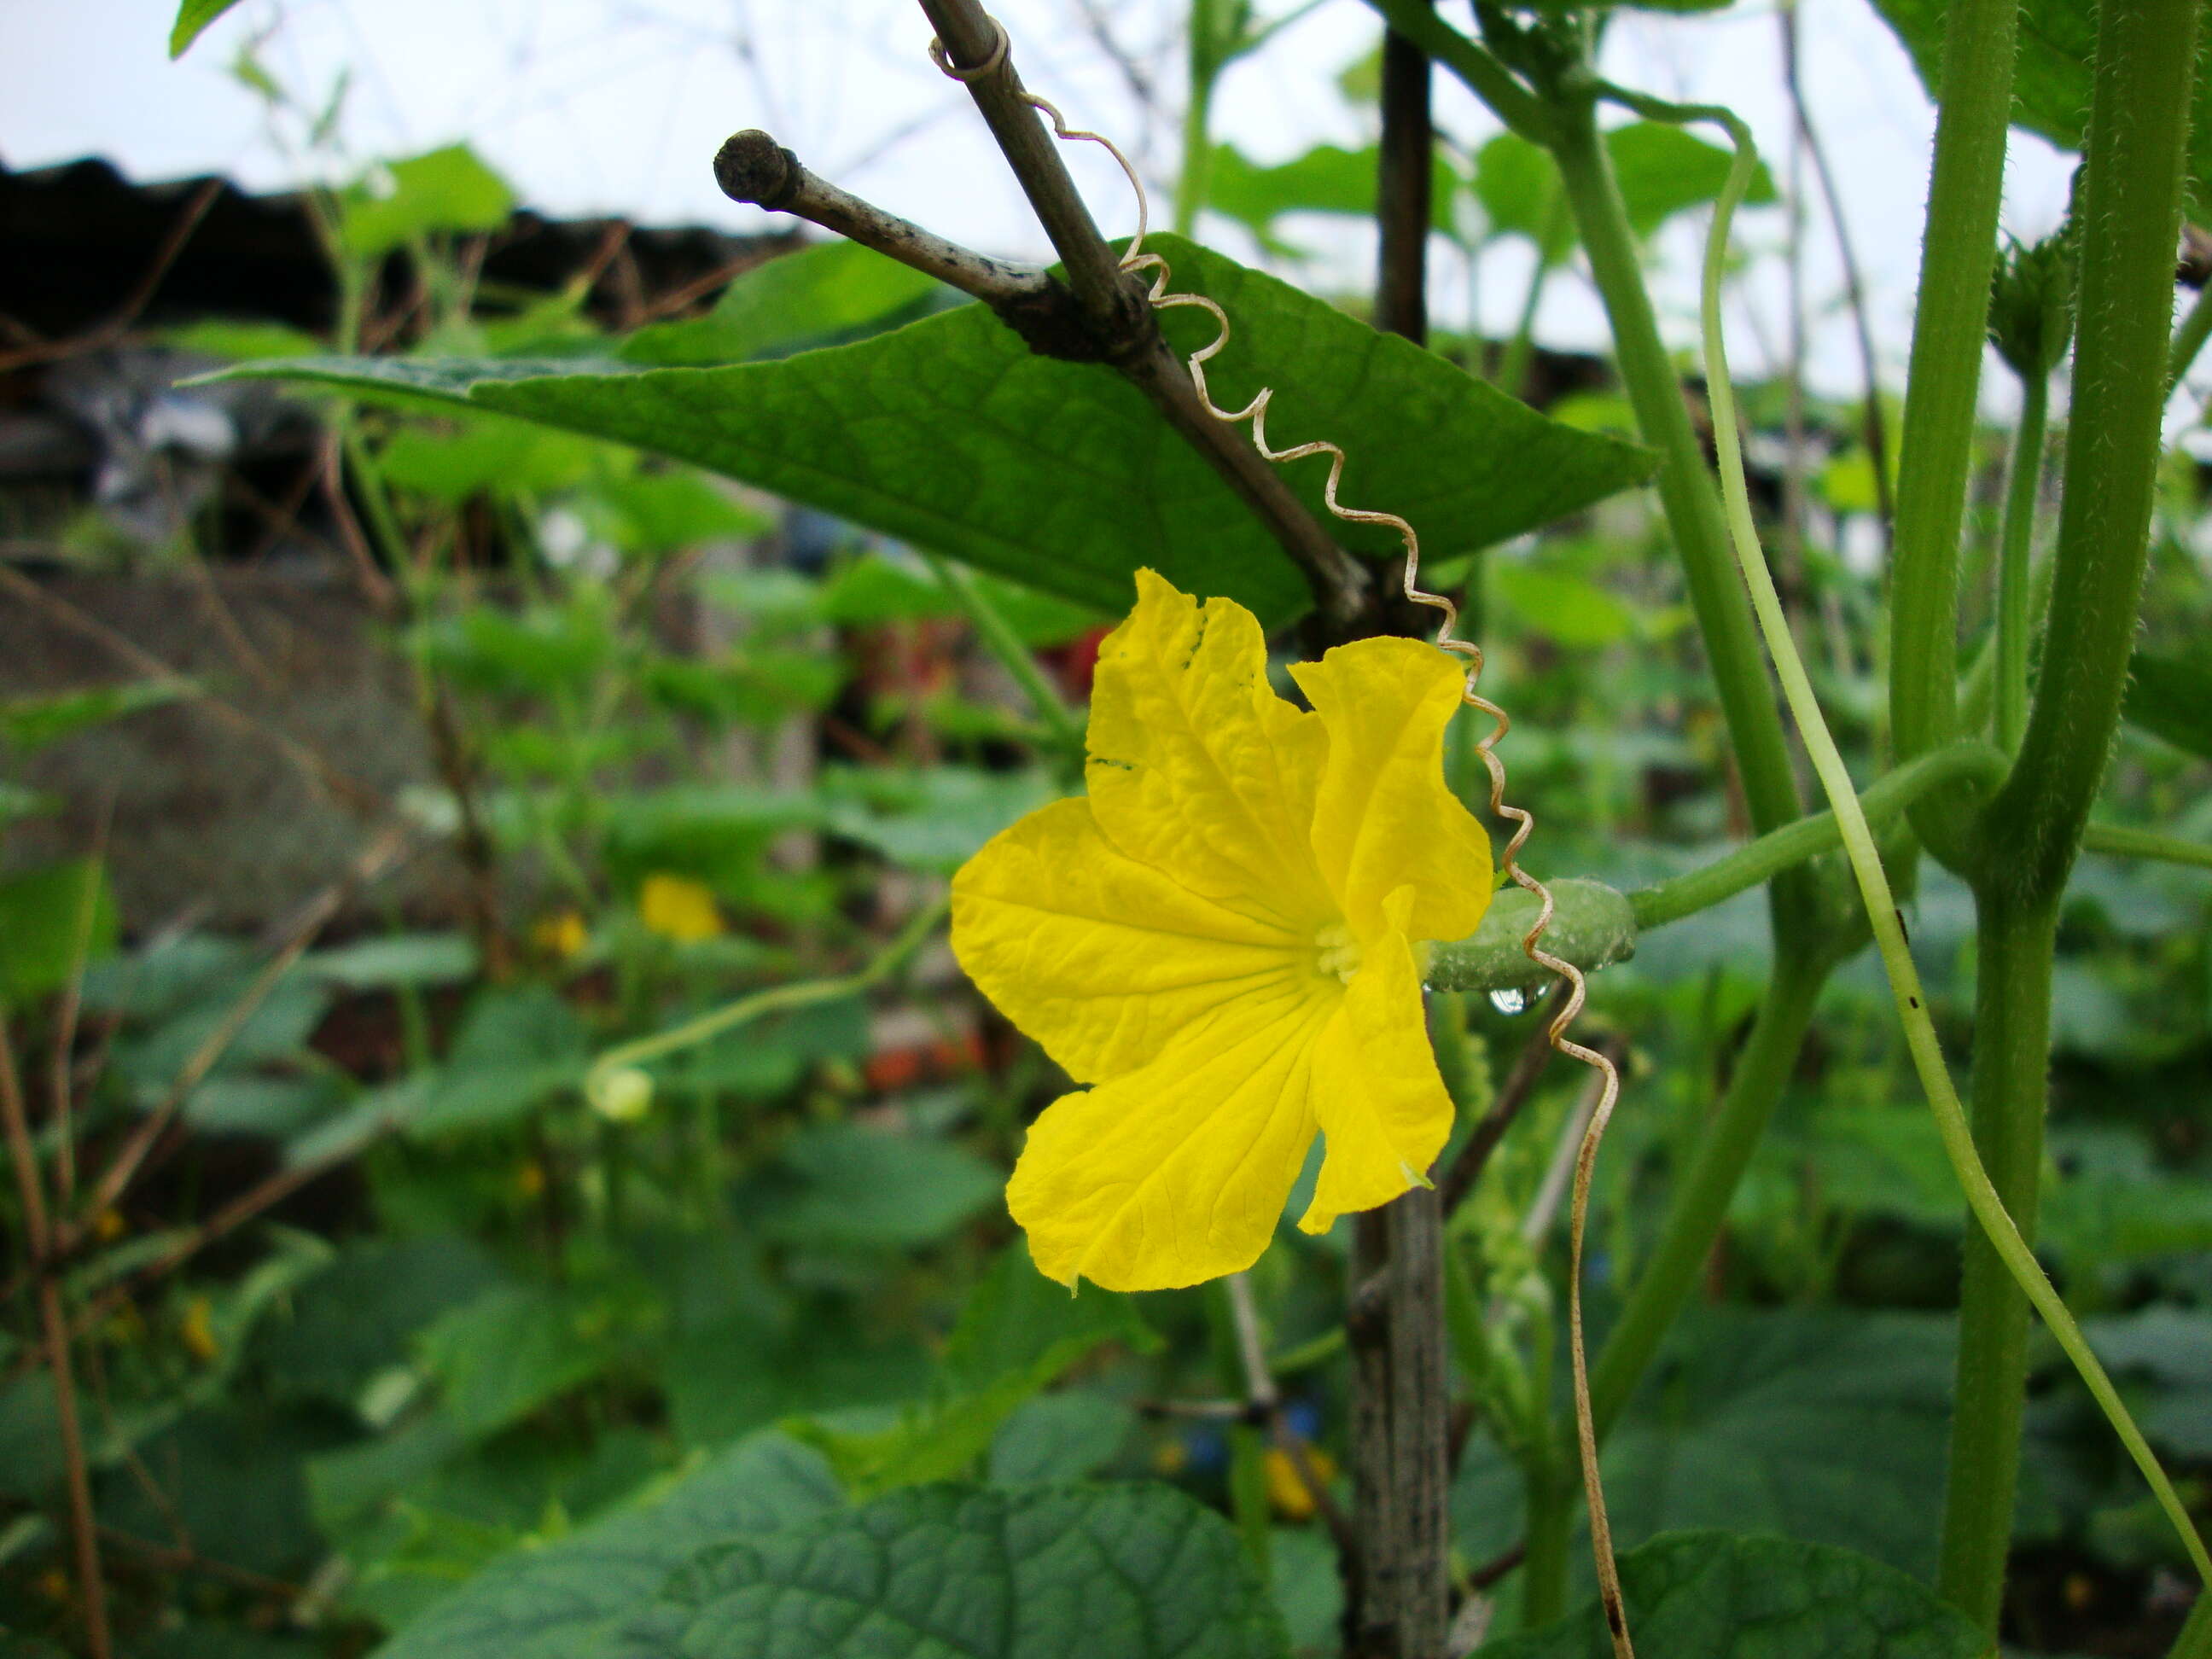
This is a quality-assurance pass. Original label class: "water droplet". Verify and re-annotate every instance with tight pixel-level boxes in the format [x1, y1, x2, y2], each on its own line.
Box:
[1489, 987, 1527, 1016]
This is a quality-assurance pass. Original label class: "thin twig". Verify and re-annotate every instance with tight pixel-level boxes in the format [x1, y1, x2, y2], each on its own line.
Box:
[1224, 1273, 1358, 1562]
[907, 0, 1371, 631]
[0, 563, 386, 816]
[2, 1020, 113, 1659]
[0, 179, 223, 373]
[68, 823, 412, 1243]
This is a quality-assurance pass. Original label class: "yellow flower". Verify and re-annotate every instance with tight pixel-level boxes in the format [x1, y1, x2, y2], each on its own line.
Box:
[639, 874, 725, 943]
[952, 571, 1493, 1292]
[179, 1295, 218, 1364]
[1266, 1443, 1338, 1521]
[532, 909, 590, 960]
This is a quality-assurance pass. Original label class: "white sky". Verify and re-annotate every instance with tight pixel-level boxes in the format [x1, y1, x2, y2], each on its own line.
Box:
[2, 0, 2082, 401]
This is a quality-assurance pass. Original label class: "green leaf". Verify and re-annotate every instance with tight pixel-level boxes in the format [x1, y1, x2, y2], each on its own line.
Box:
[792, 1243, 1153, 1499]
[306, 932, 480, 991]
[257, 1234, 506, 1412]
[409, 985, 588, 1138]
[0, 681, 188, 752]
[1476, 1530, 1984, 1657]
[1476, 125, 1775, 255]
[1490, 563, 1637, 647]
[212, 235, 1655, 626]
[585, 472, 771, 554]
[375, 1432, 840, 1659]
[413, 1284, 639, 1438]
[378, 416, 601, 504]
[169, 0, 244, 56]
[821, 765, 1057, 873]
[0, 859, 117, 1004]
[755, 1122, 1003, 1249]
[1207, 143, 1459, 248]
[1866, 0, 2212, 220]
[987, 1394, 1133, 1486]
[1597, 1311, 1964, 1578]
[2123, 649, 2212, 757]
[342, 144, 516, 259]
[1606, 122, 1778, 237]
[618, 1482, 1289, 1659]
[624, 241, 945, 367]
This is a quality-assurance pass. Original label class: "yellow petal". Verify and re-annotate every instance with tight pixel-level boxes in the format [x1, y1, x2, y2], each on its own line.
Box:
[1084, 570, 1332, 932]
[1297, 889, 1456, 1234]
[639, 873, 725, 943]
[1290, 635, 1493, 946]
[1009, 981, 1336, 1290]
[952, 797, 1307, 1084]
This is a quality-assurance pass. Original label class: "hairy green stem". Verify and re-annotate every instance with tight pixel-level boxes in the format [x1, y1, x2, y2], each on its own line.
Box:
[922, 552, 1085, 765]
[1519, 1462, 1575, 1627]
[1545, 97, 1813, 878]
[1884, 0, 2020, 862]
[1587, 961, 1826, 1437]
[1629, 740, 2006, 930]
[1981, 0, 2204, 909]
[1993, 372, 2049, 753]
[2172, 282, 2212, 395]
[1940, 0, 2207, 1619]
[1362, 0, 1552, 143]
[1936, 890, 2058, 1623]
[1689, 90, 2212, 1612]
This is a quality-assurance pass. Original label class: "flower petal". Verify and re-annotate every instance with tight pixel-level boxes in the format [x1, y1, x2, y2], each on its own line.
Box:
[1084, 570, 1332, 931]
[1289, 635, 1493, 946]
[1297, 888, 1456, 1234]
[1009, 981, 1335, 1290]
[952, 797, 1305, 1084]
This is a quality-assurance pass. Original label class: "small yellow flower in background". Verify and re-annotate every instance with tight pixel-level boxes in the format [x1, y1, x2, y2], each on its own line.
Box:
[1266, 1443, 1338, 1520]
[532, 909, 590, 960]
[179, 1295, 218, 1364]
[91, 1208, 126, 1243]
[952, 570, 1493, 1293]
[638, 874, 725, 943]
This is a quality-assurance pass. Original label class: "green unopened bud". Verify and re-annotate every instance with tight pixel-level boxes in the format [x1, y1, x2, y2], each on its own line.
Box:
[588, 1065, 654, 1123]
[1989, 229, 2076, 381]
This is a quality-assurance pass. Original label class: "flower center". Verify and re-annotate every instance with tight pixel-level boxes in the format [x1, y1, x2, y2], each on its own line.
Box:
[1313, 923, 1361, 985]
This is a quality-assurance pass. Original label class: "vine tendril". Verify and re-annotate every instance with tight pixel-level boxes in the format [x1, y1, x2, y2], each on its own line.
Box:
[929, 17, 1632, 1649]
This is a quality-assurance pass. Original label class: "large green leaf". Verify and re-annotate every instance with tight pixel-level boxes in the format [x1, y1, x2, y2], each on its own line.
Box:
[790, 1243, 1153, 1499]
[754, 1121, 1003, 1249]
[1866, 0, 2212, 220]
[617, 1482, 1289, 1659]
[375, 1432, 840, 1659]
[214, 236, 1654, 626]
[1476, 1531, 1984, 1658]
[2122, 649, 2212, 757]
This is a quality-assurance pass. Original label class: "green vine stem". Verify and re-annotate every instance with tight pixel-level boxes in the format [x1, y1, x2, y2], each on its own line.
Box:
[1947, 0, 2207, 1619]
[1679, 90, 2212, 1609]
[1993, 370, 2048, 752]
[1882, 0, 2020, 865]
[1630, 739, 2006, 928]
[2082, 823, 2212, 872]
[583, 899, 948, 1109]
[921, 551, 1086, 767]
